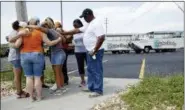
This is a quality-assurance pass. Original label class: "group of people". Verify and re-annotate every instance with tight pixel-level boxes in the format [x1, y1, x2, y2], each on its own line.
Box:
[7, 8, 105, 102]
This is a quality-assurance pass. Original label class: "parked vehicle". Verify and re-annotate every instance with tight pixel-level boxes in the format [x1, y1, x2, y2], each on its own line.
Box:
[128, 31, 184, 54]
[102, 34, 133, 54]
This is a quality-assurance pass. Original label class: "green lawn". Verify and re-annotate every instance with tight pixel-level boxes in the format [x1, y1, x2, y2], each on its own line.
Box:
[1, 67, 55, 87]
[121, 75, 184, 110]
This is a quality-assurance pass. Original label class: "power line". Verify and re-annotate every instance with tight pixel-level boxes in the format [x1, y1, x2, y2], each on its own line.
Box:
[123, 2, 160, 27]
[131, 2, 145, 13]
[172, 1, 184, 13]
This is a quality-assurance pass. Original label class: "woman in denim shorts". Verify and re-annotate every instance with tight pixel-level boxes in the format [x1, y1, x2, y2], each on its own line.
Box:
[58, 19, 87, 87]
[16, 18, 62, 101]
[27, 17, 67, 94]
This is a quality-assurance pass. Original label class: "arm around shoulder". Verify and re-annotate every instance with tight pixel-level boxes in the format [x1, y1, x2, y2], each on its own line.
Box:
[42, 33, 61, 46]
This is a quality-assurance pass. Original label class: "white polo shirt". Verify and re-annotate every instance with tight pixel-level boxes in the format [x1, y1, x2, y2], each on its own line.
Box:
[79, 18, 105, 51]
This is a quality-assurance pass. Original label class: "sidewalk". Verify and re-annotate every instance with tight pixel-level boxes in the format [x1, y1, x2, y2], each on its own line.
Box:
[1, 77, 139, 110]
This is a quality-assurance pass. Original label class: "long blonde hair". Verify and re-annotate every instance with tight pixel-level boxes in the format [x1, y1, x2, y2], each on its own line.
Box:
[55, 21, 62, 29]
[45, 17, 55, 29]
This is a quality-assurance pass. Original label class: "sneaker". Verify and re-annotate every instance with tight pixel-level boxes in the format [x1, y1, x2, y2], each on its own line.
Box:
[50, 88, 61, 95]
[53, 88, 68, 95]
[61, 87, 68, 93]
[82, 87, 91, 92]
[50, 83, 57, 91]
[79, 82, 86, 87]
[49, 84, 58, 94]
[89, 92, 103, 98]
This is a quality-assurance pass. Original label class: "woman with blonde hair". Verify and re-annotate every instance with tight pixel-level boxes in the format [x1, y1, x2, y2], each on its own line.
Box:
[15, 17, 62, 101]
[55, 21, 70, 86]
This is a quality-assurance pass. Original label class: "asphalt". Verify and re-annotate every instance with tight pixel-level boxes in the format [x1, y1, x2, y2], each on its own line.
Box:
[1, 49, 184, 79]
[68, 49, 184, 79]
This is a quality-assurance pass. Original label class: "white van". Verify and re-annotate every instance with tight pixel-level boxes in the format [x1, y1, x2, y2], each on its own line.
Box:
[128, 31, 184, 53]
[102, 34, 133, 54]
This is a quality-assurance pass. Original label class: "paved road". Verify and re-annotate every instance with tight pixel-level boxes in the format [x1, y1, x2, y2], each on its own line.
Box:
[68, 50, 184, 78]
[1, 50, 184, 79]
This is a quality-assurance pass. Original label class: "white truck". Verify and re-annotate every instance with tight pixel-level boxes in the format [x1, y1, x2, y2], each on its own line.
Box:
[102, 34, 133, 54]
[128, 31, 184, 53]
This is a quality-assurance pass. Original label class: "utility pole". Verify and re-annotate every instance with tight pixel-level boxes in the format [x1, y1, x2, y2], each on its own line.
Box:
[105, 17, 108, 36]
[15, 1, 28, 22]
[60, 1, 63, 25]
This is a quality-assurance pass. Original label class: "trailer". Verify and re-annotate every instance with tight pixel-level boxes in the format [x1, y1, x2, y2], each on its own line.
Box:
[102, 34, 133, 54]
[128, 31, 184, 53]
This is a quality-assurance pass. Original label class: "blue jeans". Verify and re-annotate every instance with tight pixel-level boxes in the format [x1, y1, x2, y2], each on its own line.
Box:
[20, 52, 45, 77]
[86, 49, 104, 94]
[10, 59, 22, 69]
[50, 49, 66, 65]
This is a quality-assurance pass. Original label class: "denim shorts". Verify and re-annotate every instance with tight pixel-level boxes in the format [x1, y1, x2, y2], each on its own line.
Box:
[50, 49, 66, 65]
[10, 59, 22, 69]
[20, 52, 45, 77]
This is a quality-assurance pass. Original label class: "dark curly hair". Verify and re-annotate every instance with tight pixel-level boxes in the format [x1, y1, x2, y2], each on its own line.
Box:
[12, 20, 20, 30]
[73, 19, 83, 28]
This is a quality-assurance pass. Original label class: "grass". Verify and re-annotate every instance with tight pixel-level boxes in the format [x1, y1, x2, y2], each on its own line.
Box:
[43, 67, 55, 84]
[121, 75, 184, 110]
[1, 67, 55, 89]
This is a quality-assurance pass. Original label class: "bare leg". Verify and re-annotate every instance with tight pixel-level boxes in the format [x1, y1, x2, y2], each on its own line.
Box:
[34, 77, 42, 100]
[13, 67, 22, 94]
[26, 77, 34, 100]
[80, 74, 85, 84]
[52, 65, 64, 88]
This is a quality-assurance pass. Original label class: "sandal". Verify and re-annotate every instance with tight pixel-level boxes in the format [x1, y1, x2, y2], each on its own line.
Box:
[16, 91, 30, 99]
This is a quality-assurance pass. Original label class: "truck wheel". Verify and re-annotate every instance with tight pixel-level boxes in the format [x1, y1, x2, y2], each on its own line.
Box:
[161, 49, 168, 52]
[118, 50, 124, 54]
[155, 49, 160, 53]
[124, 50, 130, 54]
[135, 50, 141, 54]
[169, 49, 176, 52]
[144, 47, 150, 53]
[112, 51, 117, 54]
[171, 49, 176, 52]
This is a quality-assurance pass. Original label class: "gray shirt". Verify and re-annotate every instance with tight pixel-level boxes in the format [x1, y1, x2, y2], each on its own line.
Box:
[73, 33, 87, 53]
[8, 30, 20, 62]
[47, 29, 63, 52]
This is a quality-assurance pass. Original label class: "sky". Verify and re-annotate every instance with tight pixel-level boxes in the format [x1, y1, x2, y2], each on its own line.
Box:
[1, 1, 184, 44]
